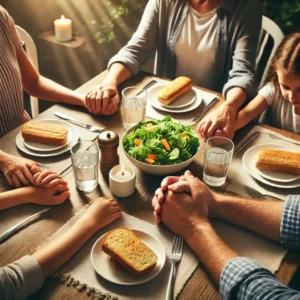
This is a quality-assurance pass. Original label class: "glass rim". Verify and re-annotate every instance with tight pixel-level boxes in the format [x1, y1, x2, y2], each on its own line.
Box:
[121, 86, 147, 97]
[70, 141, 99, 155]
[205, 136, 234, 153]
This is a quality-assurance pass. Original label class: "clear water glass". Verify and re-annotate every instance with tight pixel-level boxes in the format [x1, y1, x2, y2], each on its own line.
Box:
[203, 136, 234, 187]
[122, 86, 147, 129]
[71, 141, 99, 192]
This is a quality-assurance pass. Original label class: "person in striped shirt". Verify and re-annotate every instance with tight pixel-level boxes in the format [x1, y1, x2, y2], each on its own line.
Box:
[152, 170, 300, 299]
[0, 6, 115, 187]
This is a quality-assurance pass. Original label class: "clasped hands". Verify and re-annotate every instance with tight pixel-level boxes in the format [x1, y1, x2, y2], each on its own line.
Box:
[152, 170, 218, 238]
[85, 80, 119, 115]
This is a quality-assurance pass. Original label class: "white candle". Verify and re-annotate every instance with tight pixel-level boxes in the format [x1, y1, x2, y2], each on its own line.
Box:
[54, 15, 72, 42]
[109, 164, 136, 197]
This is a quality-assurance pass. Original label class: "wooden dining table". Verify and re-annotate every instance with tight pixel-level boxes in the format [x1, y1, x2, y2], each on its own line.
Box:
[0, 71, 300, 300]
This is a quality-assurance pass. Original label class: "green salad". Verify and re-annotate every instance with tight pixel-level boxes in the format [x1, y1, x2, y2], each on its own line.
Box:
[123, 116, 200, 165]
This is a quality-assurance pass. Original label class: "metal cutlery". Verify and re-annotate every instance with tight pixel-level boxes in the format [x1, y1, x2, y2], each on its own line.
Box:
[243, 185, 282, 201]
[166, 236, 183, 300]
[0, 207, 52, 243]
[54, 112, 105, 133]
[233, 132, 261, 158]
[136, 79, 157, 96]
[192, 97, 218, 123]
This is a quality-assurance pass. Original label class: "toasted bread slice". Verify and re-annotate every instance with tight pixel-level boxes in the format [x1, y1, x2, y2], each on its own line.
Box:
[158, 76, 192, 105]
[22, 122, 68, 146]
[101, 228, 158, 276]
[255, 149, 300, 175]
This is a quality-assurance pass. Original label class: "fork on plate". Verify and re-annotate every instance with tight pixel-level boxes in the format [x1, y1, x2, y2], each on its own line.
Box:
[166, 236, 183, 300]
[243, 185, 282, 201]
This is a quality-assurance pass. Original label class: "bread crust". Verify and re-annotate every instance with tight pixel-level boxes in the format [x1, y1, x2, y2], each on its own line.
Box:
[158, 76, 192, 105]
[101, 228, 157, 276]
[22, 122, 68, 146]
[255, 149, 300, 175]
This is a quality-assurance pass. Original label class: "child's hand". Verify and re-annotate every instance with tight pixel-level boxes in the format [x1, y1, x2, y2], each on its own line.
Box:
[82, 198, 121, 232]
[33, 170, 68, 189]
[24, 185, 70, 206]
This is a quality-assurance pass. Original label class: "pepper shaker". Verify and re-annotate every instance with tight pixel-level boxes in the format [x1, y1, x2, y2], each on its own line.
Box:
[98, 131, 120, 175]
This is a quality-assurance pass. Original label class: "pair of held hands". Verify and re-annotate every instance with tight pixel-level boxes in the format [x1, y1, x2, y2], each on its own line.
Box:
[85, 81, 236, 139]
[0, 153, 70, 206]
[152, 170, 217, 239]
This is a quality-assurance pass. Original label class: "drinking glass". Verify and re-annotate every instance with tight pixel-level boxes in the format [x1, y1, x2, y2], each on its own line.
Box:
[71, 141, 99, 192]
[203, 137, 234, 187]
[122, 86, 147, 129]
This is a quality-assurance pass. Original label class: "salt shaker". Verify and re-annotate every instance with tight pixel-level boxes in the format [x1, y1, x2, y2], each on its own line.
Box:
[97, 131, 120, 175]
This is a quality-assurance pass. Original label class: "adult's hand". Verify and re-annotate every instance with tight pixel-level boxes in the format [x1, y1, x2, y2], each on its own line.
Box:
[85, 80, 119, 115]
[152, 176, 186, 222]
[0, 151, 41, 187]
[197, 103, 236, 140]
[159, 170, 213, 238]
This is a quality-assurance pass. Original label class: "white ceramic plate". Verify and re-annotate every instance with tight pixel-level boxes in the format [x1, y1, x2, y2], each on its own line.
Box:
[91, 229, 166, 285]
[243, 143, 300, 188]
[16, 119, 80, 157]
[23, 120, 72, 152]
[148, 86, 202, 113]
[149, 84, 196, 109]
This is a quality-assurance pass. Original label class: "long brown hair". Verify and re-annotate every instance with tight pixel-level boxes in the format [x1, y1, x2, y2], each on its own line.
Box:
[265, 33, 300, 94]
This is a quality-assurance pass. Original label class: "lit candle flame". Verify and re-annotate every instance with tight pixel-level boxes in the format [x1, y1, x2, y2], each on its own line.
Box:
[121, 164, 125, 176]
[61, 15, 65, 20]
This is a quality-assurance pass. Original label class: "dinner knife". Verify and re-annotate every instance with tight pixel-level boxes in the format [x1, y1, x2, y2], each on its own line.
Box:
[135, 79, 157, 96]
[0, 207, 51, 243]
[192, 97, 219, 123]
[54, 112, 105, 132]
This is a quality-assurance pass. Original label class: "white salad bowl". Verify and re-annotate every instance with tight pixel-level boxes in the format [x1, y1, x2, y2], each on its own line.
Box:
[121, 123, 200, 176]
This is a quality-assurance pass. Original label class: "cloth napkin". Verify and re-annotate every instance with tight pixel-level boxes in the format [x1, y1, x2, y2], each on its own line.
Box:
[146, 79, 218, 125]
[51, 211, 198, 300]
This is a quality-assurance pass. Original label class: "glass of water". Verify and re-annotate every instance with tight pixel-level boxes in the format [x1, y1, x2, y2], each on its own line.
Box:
[122, 86, 147, 129]
[71, 141, 99, 192]
[203, 137, 234, 187]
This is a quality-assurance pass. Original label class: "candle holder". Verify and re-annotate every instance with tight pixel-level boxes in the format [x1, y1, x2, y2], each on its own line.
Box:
[109, 164, 136, 197]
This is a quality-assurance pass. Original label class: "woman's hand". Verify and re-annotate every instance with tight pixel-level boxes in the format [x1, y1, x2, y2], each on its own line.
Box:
[85, 80, 119, 115]
[81, 197, 122, 232]
[0, 152, 41, 187]
[33, 170, 68, 189]
[197, 103, 236, 140]
[23, 185, 70, 206]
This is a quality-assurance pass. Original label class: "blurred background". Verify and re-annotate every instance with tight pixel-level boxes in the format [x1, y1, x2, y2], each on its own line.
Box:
[1, 0, 299, 113]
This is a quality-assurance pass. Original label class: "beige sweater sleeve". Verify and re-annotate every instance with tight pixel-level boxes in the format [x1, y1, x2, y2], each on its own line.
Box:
[0, 255, 44, 300]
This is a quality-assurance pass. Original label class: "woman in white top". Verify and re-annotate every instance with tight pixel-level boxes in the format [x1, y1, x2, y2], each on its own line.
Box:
[85, 0, 262, 140]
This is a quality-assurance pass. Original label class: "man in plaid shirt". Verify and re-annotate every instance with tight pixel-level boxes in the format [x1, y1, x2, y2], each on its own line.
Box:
[152, 170, 300, 299]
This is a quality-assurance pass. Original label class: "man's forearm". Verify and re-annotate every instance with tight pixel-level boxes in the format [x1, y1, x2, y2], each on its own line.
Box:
[32, 216, 97, 278]
[185, 222, 237, 284]
[213, 194, 283, 241]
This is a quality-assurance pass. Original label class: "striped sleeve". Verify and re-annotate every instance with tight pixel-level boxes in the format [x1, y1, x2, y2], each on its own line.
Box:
[0, 6, 22, 50]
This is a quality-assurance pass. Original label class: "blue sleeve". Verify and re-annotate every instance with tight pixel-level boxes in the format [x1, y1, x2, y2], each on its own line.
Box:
[220, 257, 300, 300]
[280, 195, 300, 249]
